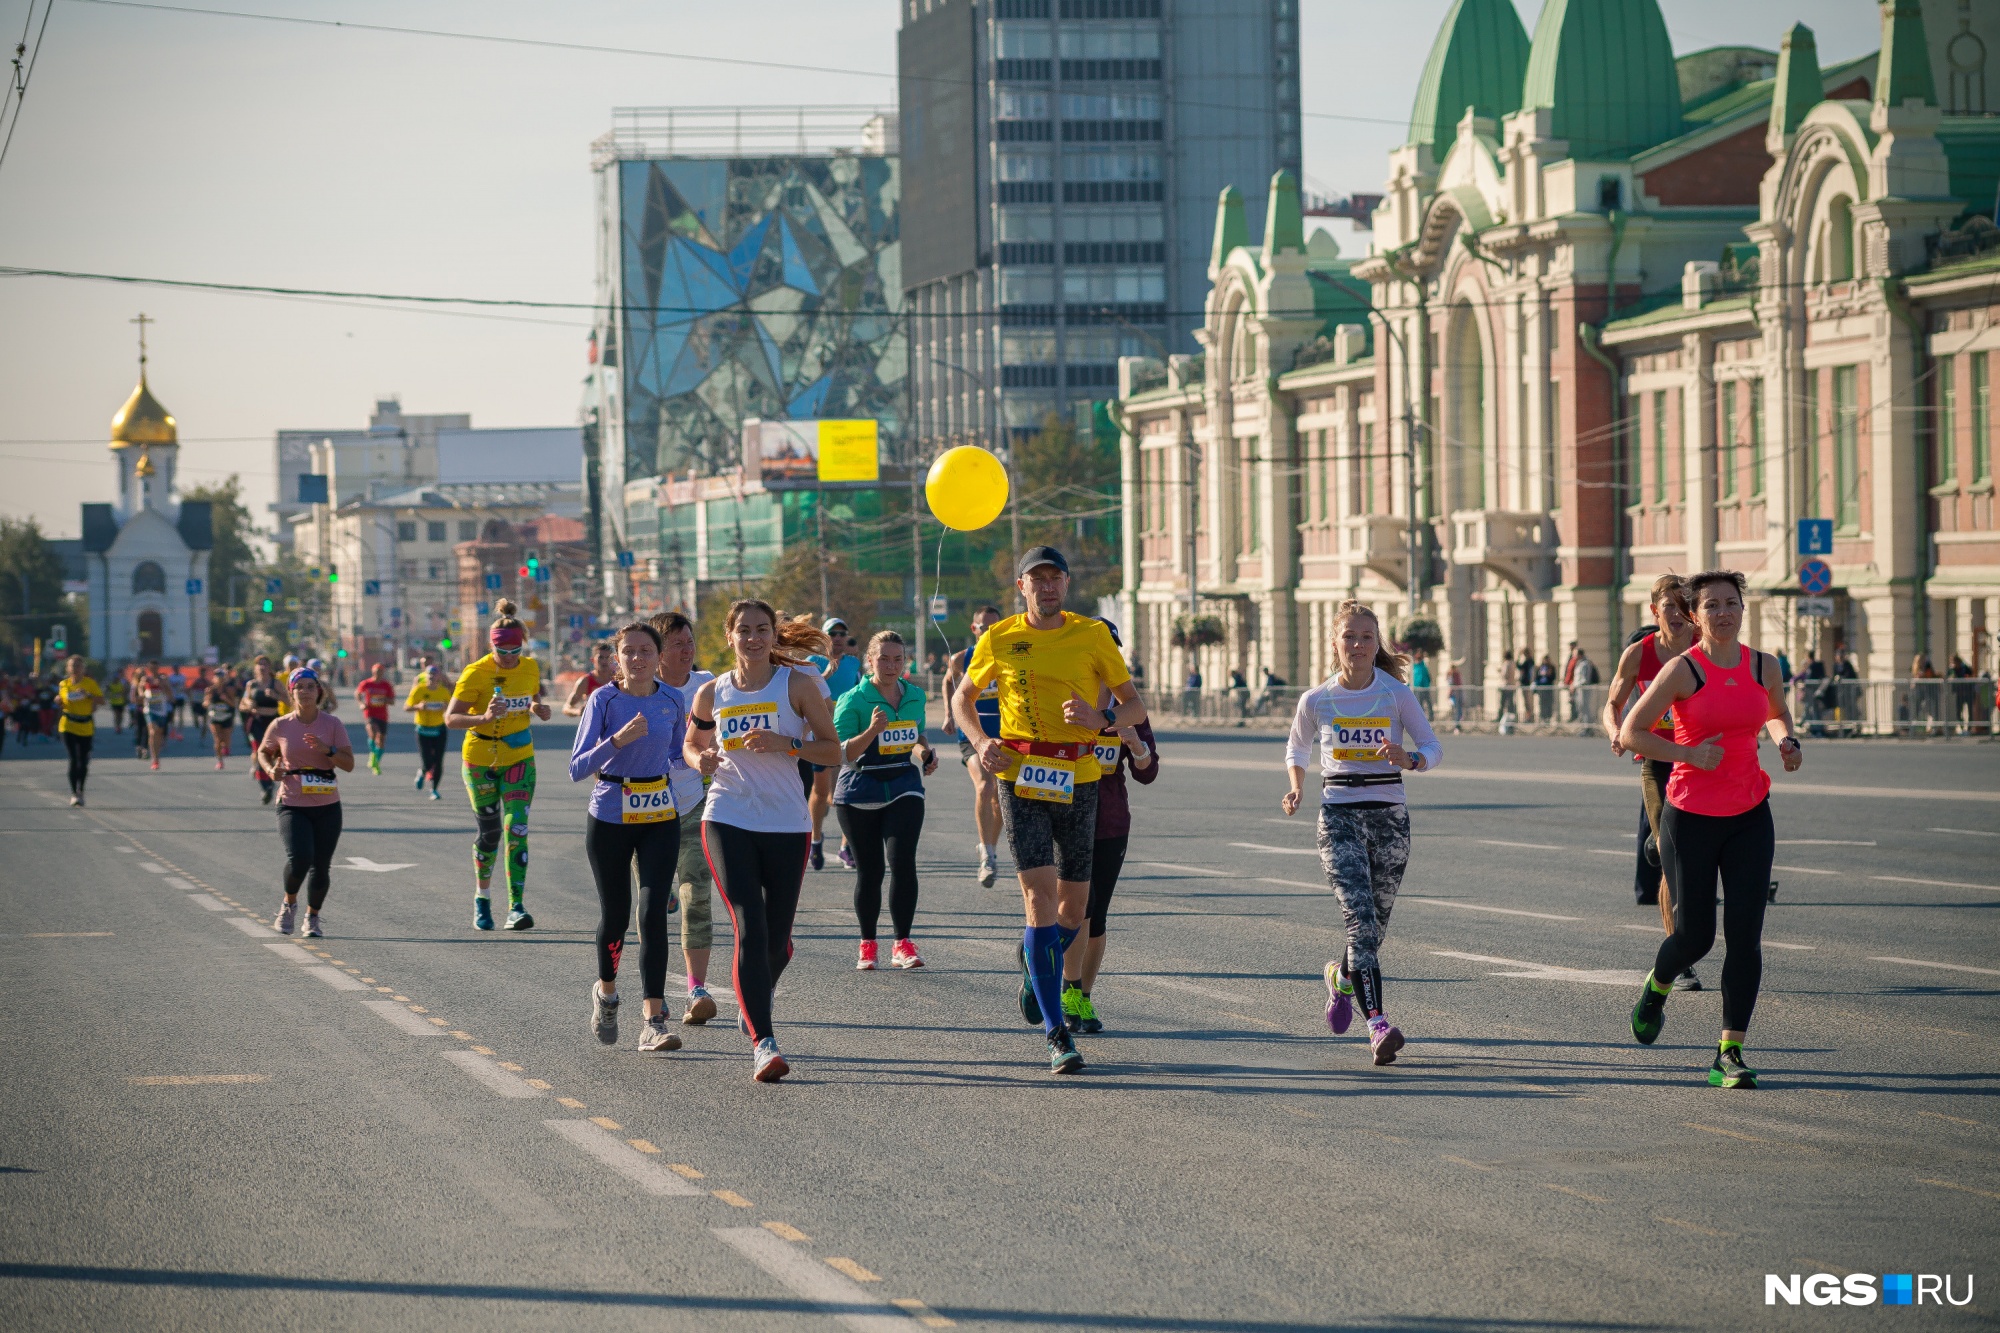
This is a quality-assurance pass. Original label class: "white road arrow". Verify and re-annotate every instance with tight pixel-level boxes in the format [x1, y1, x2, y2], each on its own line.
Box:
[342, 857, 416, 873]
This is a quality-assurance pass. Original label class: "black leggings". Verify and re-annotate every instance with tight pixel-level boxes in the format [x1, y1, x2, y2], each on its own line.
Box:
[1085, 833, 1128, 938]
[63, 732, 92, 794]
[277, 803, 343, 910]
[1652, 799, 1774, 1031]
[247, 716, 275, 790]
[417, 731, 447, 786]
[584, 815, 681, 1000]
[835, 797, 924, 940]
[702, 820, 808, 1043]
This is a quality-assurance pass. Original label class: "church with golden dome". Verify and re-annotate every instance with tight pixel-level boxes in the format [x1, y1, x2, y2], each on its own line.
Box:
[79, 317, 213, 664]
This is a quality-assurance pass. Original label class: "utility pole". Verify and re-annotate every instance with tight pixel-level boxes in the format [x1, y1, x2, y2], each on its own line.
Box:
[910, 445, 926, 672]
[931, 358, 1020, 593]
[816, 481, 830, 621]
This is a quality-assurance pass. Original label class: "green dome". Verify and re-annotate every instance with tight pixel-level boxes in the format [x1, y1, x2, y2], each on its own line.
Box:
[1522, 0, 1684, 160]
[1407, 0, 1532, 159]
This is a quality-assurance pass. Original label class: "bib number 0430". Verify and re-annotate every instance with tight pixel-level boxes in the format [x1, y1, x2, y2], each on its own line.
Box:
[1325, 717, 1391, 763]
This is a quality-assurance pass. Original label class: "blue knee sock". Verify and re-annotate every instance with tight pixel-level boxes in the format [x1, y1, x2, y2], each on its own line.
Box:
[1055, 922, 1079, 956]
[1024, 924, 1066, 1036]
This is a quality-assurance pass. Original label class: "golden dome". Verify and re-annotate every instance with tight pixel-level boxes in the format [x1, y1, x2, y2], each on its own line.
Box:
[110, 374, 177, 448]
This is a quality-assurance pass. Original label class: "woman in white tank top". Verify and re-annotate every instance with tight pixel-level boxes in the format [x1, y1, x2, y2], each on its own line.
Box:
[684, 599, 842, 1083]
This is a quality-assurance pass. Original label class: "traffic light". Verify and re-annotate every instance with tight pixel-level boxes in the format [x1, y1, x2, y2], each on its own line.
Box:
[261, 598, 275, 614]
[336, 648, 348, 658]
[439, 636, 454, 650]
[50, 624, 66, 652]
[518, 565, 530, 578]
[327, 566, 339, 583]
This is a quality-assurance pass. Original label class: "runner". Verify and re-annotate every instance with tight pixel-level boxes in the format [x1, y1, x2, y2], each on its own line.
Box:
[169, 670, 188, 739]
[255, 667, 355, 938]
[242, 656, 284, 804]
[1062, 619, 1157, 1033]
[445, 600, 552, 932]
[943, 605, 1006, 886]
[56, 656, 103, 807]
[106, 674, 127, 734]
[833, 630, 938, 970]
[650, 610, 719, 1024]
[1620, 569, 1802, 1089]
[683, 601, 842, 1082]
[1280, 600, 1443, 1067]
[953, 546, 1147, 1075]
[403, 661, 453, 800]
[204, 676, 237, 770]
[140, 667, 173, 770]
[563, 641, 617, 717]
[806, 617, 862, 869]
[355, 663, 396, 775]
[1601, 575, 1704, 990]
[189, 669, 210, 735]
[569, 620, 688, 1054]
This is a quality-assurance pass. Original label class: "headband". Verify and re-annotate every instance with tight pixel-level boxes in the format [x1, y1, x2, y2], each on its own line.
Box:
[287, 668, 319, 689]
[490, 624, 526, 650]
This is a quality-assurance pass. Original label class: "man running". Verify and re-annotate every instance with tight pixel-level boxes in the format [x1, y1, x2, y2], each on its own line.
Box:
[564, 641, 617, 717]
[355, 663, 396, 775]
[953, 546, 1147, 1075]
[56, 656, 103, 807]
[943, 604, 1006, 886]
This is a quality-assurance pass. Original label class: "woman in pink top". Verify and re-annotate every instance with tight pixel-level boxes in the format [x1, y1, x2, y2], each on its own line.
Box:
[1617, 570, 1802, 1089]
[255, 668, 355, 939]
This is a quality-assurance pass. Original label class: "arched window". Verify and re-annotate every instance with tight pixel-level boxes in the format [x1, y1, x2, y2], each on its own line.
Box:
[132, 561, 166, 595]
[1814, 195, 1855, 283]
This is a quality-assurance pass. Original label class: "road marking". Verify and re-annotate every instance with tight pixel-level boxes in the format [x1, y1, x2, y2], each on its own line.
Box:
[825, 1258, 881, 1283]
[1918, 1177, 2000, 1202]
[1125, 973, 1255, 1004]
[891, 1297, 955, 1329]
[1617, 924, 1663, 932]
[712, 1189, 754, 1208]
[161, 876, 195, 890]
[556, 1097, 586, 1109]
[542, 1120, 702, 1195]
[628, 1139, 660, 1154]
[362, 1000, 446, 1037]
[1587, 849, 1628, 856]
[1134, 861, 1230, 877]
[1683, 1122, 1768, 1144]
[1765, 942, 1816, 950]
[497, 1061, 525, 1072]
[1776, 839, 1875, 846]
[1167, 759, 2000, 800]
[187, 894, 230, 911]
[129, 1074, 267, 1086]
[306, 966, 368, 991]
[1869, 955, 2000, 977]
[1655, 1215, 1734, 1238]
[1402, 896, 1581, 922]
[13, 932, 114, 938]
[470, 1045, 496, 1055]
[1477, 840, 1564, 851]
[1771, 865, 1838, 876]
[763, 1221, 812, 1242]
[669, 1164, 705, 1180]
[1931, 827, 1999, 837]
[1919, 1111, 1985, 1129]
[1441, 1156, 1494, 1171]
[589, 1116, 622, 1130]
[342, 857, 417, 872]
[712, 1226, 912, 1333]
[1543, 1184, 1609, 1203]
[392, 995, 412, 1003]
[114, 846, 133, 853]
[1871, 875, 2000, 893]
[1432, 951, 1645, 986]
[443, 1050, 544, 1098]
[139, 863, 165, 873]
[1228, 842, 1317, 856]
[225, 917, 273, 936]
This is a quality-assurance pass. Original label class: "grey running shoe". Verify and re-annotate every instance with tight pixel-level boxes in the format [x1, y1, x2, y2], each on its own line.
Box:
[505, 907, 534, 931]
[591, 986, 620, 1045]
[978, 853, 997, 888]
[752, 1038, 789, 1082]
[1674, 968, 1703, 992]
[273, 901, 297, 935]
[682, 986, 717, 1025]
[302, 913, 323, 939]
[637, 1013, 682, 1053]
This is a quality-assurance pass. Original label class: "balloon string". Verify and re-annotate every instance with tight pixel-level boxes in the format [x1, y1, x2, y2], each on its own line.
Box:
[929, 524, 952, 665]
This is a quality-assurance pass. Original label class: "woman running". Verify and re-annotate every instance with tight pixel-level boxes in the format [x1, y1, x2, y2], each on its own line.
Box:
[56, 656, 104, 807]
[1062, 619, 1158, 1033]
[243, 656, 284, 804]
[404, 662, 453, 800]
[1281, 600, 1443, 1066]
[205, 677, 237, 770]
[832, 630, 939, 971]
[683, 601, 842, 1082]
[140, 668, 174, 770]
[1620, 569, 1802, 1089]
[570, 621, 689, 1054]
[446, 600, 552, 932]
[356, 663, 396, 775]
[256, 667, 355, 938]
[107, 675, 127, 734]
[564, 641, 617, 717]
[651, 611, 718, 1024]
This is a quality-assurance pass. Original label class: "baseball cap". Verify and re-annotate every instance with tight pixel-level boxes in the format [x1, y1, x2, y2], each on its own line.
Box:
[822, 616, 848, 633]
[1016, 545, 1069, 578]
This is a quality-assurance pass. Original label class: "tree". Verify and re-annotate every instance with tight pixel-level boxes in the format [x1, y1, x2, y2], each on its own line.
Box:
[182, 477, 261, 660]
[988, 412, 1121, 610]
[0, 517, 71, 670]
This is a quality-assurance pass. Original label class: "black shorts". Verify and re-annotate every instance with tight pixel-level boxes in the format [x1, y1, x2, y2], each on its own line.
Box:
[998, 779, 1099, 882]
[959, 736, 980, 764]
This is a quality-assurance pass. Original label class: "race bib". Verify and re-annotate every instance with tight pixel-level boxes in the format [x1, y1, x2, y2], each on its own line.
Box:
[977, 680, 999, 702]
[620, 777, 676, 824]
[877, 721, 920, 756]
[494, 693, 534, 716]
[1325, 716, 1391, 763]
[1092, 740, 1123, 771]
[719, 701, 780, 751]
[1014, 756, 1076, 804]
[299, 775, 337, 797]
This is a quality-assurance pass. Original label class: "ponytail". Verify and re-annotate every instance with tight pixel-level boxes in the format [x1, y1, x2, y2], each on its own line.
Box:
[724, 599, 829, 669]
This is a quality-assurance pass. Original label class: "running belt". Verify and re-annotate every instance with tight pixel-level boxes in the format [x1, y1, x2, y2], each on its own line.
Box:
[1323, 773, 1404, 788]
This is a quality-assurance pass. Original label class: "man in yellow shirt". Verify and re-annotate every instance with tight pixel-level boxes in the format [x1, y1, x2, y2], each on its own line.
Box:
[446, 602, 551, 931]
[404, 656, 454, 801]
[57, 656, 104, 807]
[954, 546, 1148, 1075]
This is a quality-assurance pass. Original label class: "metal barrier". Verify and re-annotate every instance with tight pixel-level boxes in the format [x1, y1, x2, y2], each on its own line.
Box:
[1791, 676, 1997, 738]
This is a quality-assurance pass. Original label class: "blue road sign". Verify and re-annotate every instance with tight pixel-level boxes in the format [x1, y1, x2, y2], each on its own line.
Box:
[364, 580, 381, 596]
[264, 577, 283, 596]
[616, 551, 635, 568]
[1798, 518, 1833, 556]
[477, 602, 490, 617]
[184, 578, 203, 595]
[484, 573, 503, 591]
[568, 614, 584, 629]
[533, 566, 551, 582]
[1799, 559, 1833, 594]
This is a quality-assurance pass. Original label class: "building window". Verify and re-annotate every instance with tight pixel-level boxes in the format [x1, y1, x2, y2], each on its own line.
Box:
[1313, 429, 1328, 523]
[427, 521, 447, 543]
[1833, 365, 1860, 530]
[458, 520, 478, 541]
[397, 521, 418, 542]
[1652, 391, 1668, 503]
[1355, 422, 1374, 517]
[399, 560, 418, 580]
[1243, 441, 1261, 554]
[1748, 379, 1765, 497]
[427, 562, 445, 580]
[1937, 355, 1957, 485]
[132, 560, 165, 595]
[1974, 351, 1991, 483]
[1718, 382, 1738, 500]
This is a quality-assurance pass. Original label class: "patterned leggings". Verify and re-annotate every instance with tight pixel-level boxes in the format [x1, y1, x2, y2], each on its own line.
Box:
[1316, 801, 1411, 975]
[465, 756, 536, 904]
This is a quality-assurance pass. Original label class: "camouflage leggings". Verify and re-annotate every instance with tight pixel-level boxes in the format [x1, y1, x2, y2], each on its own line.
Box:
[1316, 801, 1411, 974]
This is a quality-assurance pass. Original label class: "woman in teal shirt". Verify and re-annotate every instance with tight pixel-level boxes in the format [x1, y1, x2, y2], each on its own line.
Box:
[833, 630, 939, 971]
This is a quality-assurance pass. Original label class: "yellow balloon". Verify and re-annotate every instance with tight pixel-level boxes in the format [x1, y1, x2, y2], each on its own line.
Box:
[924, 445, 1009, 532]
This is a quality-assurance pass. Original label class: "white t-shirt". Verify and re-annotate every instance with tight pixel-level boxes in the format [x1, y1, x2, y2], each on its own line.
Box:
[665, 668, 716, 815]
[1284, 669, 1444, 806]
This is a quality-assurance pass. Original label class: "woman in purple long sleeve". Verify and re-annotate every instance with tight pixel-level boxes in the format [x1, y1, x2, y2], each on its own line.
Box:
[569, 621, 689, 1055]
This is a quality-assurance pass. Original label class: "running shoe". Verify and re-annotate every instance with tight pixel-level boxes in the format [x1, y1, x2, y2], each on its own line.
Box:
[73, 793, 84, 808]
[213, 759, 223, 771]
[473, 897, 495, 931]
[1073, 992, 1101, 1034]
[752, 1038, 790, 1083]
[68, 795, 79, 807]
[1368, 1020, 1405, 1066]
[856, 939, 878, 971]
[505, 907, 535, 931]
[1061, 984, 1087, 1032]
[1323, 960, 1355, 1036]
[1047, 1028, 1084, 1075]
[429, 789, 441, 801]
[891, 939, 923, 970]
[1674, 968, 1703, 992]
[150, 760, 160, 771]
[1642, 832, 1660, 868]
[683, 986, 717, 1025]
[837, 843, 855, 870]
[1708, 1044, 1758, 1089]
[1015, 941, 1043, 1026]
[810, 840, 824, 871]
[591, 986, 620, 1045]
[413, 772, 425, 791]
[977, 851, 997, 888]
[638, 1013, 682, 1053]
[302, 912, 323, 939]
[1767, 880, 1778, 904]
[273, 900, 297, 935]
[1631, 975, 1668, 1045]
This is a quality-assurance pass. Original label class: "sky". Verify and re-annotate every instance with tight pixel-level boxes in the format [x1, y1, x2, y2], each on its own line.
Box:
[0, 0, 1886, 540]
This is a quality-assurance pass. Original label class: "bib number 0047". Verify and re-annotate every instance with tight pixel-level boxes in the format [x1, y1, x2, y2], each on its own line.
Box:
[1015, 758, 1076, 804]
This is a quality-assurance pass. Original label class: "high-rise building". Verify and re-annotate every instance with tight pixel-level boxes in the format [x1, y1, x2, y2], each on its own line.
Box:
[899, 0, 1299, 449]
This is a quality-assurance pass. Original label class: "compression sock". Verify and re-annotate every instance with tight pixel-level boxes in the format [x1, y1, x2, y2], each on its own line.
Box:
[1024, 924, 1066, 1035]
[981, 843, 997, 861]
[1355, 966, 1384, 1019]
[1055, 922, 1079, 958]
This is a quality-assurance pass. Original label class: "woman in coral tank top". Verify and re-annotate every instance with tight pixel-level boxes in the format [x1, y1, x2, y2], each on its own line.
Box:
[1616, 570, 1802, 1089]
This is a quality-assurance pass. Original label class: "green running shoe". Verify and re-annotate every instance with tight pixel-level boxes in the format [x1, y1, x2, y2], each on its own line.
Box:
[1074, 991, 1102, 1034]
[1061, 983, 1086, 1033]
[1015, 941, 1042, 1027]
[1631, 976, 1668, 1045]
[1047, 1028, 1084, 1075]
[1708, 1044, 1758, 1089]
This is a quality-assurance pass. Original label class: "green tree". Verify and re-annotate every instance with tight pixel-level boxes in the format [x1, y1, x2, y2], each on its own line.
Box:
[0, 517, 71, 670]
[182, 476, 261, 660]
[988, 412, 1121, 609]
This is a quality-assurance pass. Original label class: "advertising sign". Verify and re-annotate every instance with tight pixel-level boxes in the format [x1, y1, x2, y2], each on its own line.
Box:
[742, 419, 880, 487]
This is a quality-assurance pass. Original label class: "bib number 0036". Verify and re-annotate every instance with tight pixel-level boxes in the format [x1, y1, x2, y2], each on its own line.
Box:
[877, 721, 920, 756]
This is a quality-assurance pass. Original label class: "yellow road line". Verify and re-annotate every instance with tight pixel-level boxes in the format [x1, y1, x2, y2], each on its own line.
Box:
[1918, 1177, 2000, 1201]
[669, 1164, 704, 1180]
[628, 1139, 661, 1154]
[1442, 1156, 1494, 1171]
[824, 1257, 880, 1282]
[129, 1074, 268, 1086]
[470, 1045, 495, 1055]
[712, 1189, 753, 1208]
[761, 1221, 811, 1242]
[523, 1078, 553, 1091]
[589, 1116, 622, 1130]
[891, 1297, 955, 1328]
[556, 1097, 587, 1110]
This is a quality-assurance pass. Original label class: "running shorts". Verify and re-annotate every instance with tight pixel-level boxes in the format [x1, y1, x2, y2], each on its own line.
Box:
[997, 779, 1098, 882]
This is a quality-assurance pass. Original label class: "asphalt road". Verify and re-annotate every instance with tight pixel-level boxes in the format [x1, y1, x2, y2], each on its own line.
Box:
[2, 720, 1996, 1331]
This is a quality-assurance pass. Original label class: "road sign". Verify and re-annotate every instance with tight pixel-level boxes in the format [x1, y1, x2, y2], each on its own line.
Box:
[364, 579, 381, 596]
[484, 573, 502, 591]
[225, 607, 244, 625]
[533, 566, 551, 582]
[265, 577, 283, 595]
[388, 607, 403, 625]
[928, 595, 949, 619]
[307, 567, 320, 581]
[185, 579, 203, 595]
[1797, 518, 1833, 556]
[616, 550, 635, 568]
[1798, 596, 1835, 619]
[284, 598, 302, 612]
[568, 614, 584, 628]
[477, 602, 490, 617]
[1798, 559, 1833, 594]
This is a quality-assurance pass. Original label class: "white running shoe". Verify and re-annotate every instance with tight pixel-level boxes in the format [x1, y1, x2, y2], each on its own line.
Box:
[637, 1013, 682, 1053]
[978, 851, 997, 888]
[752, 1038, 789, 1083]
[273, 901, 297, 935]
[591, 986, 620, 1045]
[302, 912, 323, 939]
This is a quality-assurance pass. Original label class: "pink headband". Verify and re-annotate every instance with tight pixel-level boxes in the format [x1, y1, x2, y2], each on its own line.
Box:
[490, 625, 525, 650]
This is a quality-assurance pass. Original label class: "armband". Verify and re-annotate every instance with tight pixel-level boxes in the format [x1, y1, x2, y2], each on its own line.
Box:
[691, 716, 716, 730]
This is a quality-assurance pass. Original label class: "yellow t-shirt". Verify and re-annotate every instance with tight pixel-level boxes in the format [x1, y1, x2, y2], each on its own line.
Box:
[966, 611, 1131, 784]
[453, 653, 542, 768]
[405, 679, 453, 728]
[106, 680, 127, 707]
[58, 677, 103, 737]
